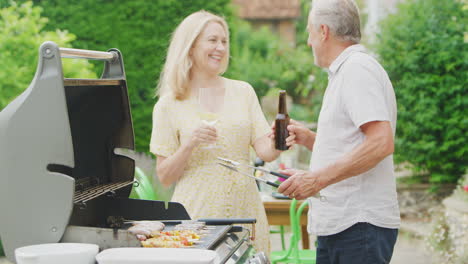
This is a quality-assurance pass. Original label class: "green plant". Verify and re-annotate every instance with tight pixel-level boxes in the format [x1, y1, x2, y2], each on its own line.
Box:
[425, 209, 456, 262]
[289, 103, 315, 122]
[425, 204, 468, 264]
[226, 20, 328, 122]
[375, 0, 468, 184]
[1, 0, 234, 152]
[0, 1, 96, 110]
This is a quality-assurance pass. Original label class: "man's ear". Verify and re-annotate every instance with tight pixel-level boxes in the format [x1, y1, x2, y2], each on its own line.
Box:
[320, 24, 329, 41]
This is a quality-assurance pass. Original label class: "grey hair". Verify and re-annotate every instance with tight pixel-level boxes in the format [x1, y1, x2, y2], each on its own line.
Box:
[310, 0, 361, 43]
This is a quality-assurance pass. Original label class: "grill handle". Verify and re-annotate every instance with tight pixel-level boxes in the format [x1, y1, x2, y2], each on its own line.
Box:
[59, 47, 117, 61]
[197, 218, 256, 225]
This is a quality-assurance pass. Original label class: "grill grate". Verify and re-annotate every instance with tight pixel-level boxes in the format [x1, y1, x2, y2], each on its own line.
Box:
[74, 180, 134, 204]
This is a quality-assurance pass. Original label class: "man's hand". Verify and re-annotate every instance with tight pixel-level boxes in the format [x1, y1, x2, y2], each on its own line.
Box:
[286, 119, 315, 151]
[277, 169, 324, 200]
[268, 121, 297, 149]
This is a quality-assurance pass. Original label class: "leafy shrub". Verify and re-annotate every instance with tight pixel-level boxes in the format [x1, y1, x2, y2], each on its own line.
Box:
[1, 0, 233, 152]
[226, 20, 328, 122]
[0, 1, 96, 110]
[375, 0, 467, 183]
[1, 0, 329, 150]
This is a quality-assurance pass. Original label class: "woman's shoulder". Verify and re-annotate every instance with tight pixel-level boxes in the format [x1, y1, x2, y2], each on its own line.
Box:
[153, 93, 177, 111]
[223, 77, 255, 94]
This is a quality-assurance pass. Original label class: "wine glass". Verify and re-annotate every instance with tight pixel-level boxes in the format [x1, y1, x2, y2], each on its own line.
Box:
[198, 88, 220, 149]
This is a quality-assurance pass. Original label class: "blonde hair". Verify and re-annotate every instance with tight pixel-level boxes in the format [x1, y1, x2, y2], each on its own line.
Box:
[156, 10, 230, 100]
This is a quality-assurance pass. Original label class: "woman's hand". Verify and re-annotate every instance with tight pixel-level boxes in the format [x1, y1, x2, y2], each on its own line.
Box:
[189, 122, 217, 147]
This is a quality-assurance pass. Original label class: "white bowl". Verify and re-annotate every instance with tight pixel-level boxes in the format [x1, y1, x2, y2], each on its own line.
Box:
[15, 243, 98, 264]
[96, 248, 218, 264]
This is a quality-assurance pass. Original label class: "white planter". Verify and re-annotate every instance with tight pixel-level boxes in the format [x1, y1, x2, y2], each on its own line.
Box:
[15, 243, 98, 264]
[95, 248, 218, 264]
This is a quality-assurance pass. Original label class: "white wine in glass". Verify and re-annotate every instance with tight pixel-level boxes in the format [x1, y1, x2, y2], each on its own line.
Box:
[199, 111, 219, 127]
[198, 88, 221, 149]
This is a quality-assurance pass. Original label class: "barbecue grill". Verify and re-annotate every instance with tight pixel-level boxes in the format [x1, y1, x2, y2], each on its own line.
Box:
[0, 41, 268, 264]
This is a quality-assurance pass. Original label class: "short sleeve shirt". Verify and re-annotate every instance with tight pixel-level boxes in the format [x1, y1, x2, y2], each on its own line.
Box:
[308, 44, 400, 236]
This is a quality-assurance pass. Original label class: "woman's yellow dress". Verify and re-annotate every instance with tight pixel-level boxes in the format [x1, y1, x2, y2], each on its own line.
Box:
[150, 78, 271, 254]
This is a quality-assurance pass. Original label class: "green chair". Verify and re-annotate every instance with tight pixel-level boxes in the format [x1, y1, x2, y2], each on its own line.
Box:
[129, 167, 157, 200]
[270, 199, 316, 264]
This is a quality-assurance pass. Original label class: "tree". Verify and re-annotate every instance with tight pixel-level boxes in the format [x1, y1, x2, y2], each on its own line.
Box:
[226, 18, 328, 122]
[21, 0, 233, 152]
[375, 0, 467, 183]
[0, 1, 96, 110]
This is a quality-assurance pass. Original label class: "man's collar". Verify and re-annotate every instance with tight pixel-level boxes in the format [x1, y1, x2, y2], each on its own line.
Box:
[327, 44, 366, 75]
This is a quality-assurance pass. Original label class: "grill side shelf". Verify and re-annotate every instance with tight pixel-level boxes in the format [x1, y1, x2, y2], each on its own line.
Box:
[74, 180, 134, 204]
[204, 225, 232, 249]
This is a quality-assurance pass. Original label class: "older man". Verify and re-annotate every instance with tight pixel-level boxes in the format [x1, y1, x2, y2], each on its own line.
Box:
[277, 0, 400, 263]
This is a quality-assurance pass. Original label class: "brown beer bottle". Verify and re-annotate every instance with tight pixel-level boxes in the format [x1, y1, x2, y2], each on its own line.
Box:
[275, 90, 290, 150]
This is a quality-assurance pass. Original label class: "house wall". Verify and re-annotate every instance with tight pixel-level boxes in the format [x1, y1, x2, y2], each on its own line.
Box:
[249, 19, 297, 46]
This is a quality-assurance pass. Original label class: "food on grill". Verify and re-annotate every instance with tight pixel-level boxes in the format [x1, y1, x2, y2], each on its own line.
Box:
[141, 230, 201, 248]
[127, 220, 204, 248]
[141, 238, 193, 248]
[151, 230, 201, 240]
[135, 234, 147, 241]
[127, 221, 165, 236]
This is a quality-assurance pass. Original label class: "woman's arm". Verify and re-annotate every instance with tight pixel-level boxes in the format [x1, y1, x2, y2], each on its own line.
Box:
[155, 124, 217, 187]
[156, 143, 195, 187]
[253, 134, 281, 162]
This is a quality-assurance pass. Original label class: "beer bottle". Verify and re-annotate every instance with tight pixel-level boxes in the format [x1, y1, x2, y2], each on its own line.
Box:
[275, 90, 290, 150]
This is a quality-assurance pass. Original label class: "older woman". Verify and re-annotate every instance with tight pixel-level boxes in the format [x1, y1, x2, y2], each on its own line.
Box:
[150, 10, 282, 254]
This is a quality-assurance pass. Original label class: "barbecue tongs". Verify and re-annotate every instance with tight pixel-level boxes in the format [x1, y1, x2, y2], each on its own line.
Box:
[217, 157, 282, 188]
[218, 157, 289, 178]
[217, 157, 326, 201]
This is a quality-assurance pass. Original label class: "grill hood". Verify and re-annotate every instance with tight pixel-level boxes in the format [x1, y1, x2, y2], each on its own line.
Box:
[0, 41, 135, 261]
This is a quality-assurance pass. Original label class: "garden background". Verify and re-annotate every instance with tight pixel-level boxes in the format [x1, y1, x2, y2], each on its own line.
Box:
[0, 0, 466, 262]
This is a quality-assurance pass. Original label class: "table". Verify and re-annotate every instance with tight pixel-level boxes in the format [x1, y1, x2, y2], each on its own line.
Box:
[261, 193, 310, 249]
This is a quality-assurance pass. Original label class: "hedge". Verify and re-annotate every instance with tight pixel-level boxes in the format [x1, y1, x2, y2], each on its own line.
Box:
[20, 0, 234, 152]
[375, 0, 467, 183]
[0, 1, 96, 110]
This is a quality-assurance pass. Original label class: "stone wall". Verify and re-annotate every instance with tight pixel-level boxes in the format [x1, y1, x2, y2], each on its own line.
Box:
[397, 183, 455, 220]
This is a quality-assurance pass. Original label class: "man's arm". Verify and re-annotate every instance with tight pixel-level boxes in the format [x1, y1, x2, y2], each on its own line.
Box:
[278, 120, 394, 200]
[321, 120, 394, 186]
